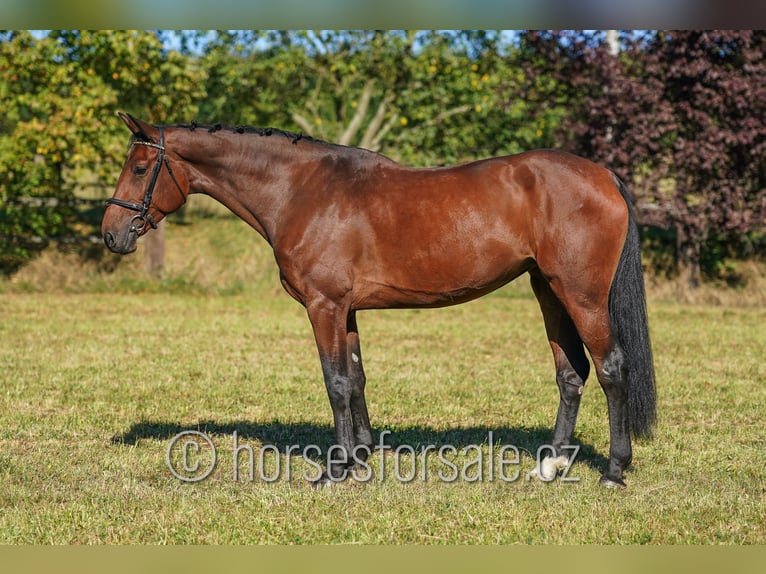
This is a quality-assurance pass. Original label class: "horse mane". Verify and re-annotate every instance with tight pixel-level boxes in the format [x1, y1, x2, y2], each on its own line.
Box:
[173, 121, 328, 147]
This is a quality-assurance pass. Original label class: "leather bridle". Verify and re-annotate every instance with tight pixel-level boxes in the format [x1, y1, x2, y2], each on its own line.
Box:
[105, 127, 186, 233]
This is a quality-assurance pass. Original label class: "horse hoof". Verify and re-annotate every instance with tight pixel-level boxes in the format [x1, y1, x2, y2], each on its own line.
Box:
[311, 473, 336, 490]
[311, 470, 350, 489]
[599, 475, 627, 489]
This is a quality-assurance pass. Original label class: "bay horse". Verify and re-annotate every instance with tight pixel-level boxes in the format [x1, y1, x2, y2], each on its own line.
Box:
[103, 112, 656, 488]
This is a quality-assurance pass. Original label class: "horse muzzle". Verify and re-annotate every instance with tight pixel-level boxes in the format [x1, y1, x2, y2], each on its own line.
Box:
[103, 226, 139, 254]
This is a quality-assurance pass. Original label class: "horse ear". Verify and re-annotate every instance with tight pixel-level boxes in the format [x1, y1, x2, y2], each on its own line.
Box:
[117, 112, 158, 142]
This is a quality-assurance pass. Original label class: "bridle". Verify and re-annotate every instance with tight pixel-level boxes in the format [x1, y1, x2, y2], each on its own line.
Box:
[105, 126, 186, 233]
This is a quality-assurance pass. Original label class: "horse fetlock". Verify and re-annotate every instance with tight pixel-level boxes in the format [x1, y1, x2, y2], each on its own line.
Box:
[351, 442, 373, 462]
[526, 455, 569, 482]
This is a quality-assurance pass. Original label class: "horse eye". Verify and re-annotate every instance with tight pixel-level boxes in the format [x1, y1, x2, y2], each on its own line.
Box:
[133, 166, 148, 176]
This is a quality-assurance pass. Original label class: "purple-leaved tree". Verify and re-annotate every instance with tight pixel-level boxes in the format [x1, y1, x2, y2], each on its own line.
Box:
[515, 30, 766, 286]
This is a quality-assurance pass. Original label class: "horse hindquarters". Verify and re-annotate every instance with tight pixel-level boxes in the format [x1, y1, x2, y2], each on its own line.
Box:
[532, 175, 655, 487]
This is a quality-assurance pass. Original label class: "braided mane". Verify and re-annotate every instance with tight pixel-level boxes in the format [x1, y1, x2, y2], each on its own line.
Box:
[174, 122, 327, 146]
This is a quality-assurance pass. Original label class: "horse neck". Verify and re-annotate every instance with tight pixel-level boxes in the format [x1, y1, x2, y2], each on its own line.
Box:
[171, 129, 313, 244]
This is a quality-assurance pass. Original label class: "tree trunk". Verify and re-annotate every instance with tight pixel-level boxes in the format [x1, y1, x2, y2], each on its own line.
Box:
[606, 30, 620, 56]
[677, 234, 701, 289]
[144, 219, 165, 279]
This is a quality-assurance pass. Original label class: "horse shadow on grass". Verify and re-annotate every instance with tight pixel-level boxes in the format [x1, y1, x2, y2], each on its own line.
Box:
[112, 419, 610, 477]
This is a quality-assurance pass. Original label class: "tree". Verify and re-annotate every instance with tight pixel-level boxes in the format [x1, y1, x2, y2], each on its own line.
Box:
[0, 30, 104, 272]
[514, 30, 766, 285]
[194, 30, 546, 167]
[635, 31, 766, 284]
[0, 30, 205, 273]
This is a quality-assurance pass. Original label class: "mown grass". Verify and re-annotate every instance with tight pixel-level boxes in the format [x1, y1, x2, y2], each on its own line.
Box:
[1, 212, 765, 544]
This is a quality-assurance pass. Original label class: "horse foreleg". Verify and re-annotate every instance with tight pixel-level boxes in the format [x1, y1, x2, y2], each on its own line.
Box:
[346, 311, 373, 459]
[306, 296, 366, 486]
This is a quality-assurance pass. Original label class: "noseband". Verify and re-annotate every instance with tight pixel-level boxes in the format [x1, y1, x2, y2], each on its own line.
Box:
[105, 126, 186, 232]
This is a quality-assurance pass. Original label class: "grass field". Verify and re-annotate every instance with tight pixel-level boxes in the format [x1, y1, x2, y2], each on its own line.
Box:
[1, 214, 765, 544]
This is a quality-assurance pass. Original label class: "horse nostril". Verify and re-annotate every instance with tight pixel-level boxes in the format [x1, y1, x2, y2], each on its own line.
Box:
[104, 231, 115, 249]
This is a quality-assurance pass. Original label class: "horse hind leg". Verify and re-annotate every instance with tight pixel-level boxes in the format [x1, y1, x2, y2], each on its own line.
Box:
[595, 343, 631, 487]
[528, 270, 591, 481]
[547, 292, 632, 488]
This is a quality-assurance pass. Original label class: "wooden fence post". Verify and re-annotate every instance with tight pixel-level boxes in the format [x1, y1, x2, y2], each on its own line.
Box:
[144, 219, 165, 278]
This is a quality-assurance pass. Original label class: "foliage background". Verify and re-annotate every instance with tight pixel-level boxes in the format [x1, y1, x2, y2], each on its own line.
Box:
[1, 30, 764, 283]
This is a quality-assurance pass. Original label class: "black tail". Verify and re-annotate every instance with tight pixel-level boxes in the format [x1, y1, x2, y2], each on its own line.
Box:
[609, 176, 657, 438]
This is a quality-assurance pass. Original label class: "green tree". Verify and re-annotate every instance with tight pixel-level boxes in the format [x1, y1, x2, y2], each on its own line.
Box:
[0, 30, 205, 273]
[194, 30, 548, 166]
[391, 31, 548, 165]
